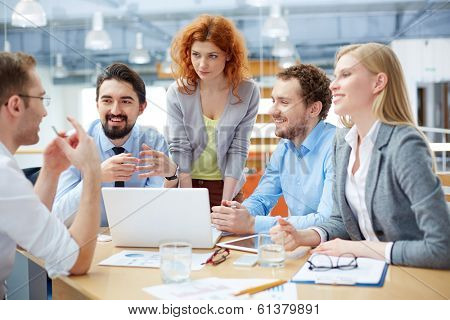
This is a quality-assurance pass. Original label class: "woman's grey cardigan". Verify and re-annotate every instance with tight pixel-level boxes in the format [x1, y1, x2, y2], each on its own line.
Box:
[165, 80, 260, 197]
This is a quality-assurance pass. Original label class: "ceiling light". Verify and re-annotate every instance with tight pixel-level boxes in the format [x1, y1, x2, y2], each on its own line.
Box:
[272, 37, 295, 57]
[279, 55, 299, 69]
[245, 0, 269, 7]
[3, 40, 11, 52]
[4, 40, 11, 52]
[85, 12, 112, 51]
[129, 32, 150, 64]
[262, 4, 289, 38]
[11, 0, 47, 28]
[91, 63, 103, 85]
[54, 53, 68, 79]
[3, 6, 11, 51]
[160, 48, 172, 74]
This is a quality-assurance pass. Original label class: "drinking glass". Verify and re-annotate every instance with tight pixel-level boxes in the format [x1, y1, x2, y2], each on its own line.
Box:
[257, 233, 285, 268]
[159, 242, 192, 283]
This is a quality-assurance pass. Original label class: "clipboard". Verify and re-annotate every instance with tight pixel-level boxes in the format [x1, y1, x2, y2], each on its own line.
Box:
[291, 257, 389, 287]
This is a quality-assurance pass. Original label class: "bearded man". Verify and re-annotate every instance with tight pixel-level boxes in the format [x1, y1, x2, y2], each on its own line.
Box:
[54, 63, 168, 226]
[211, 64, 336, 234]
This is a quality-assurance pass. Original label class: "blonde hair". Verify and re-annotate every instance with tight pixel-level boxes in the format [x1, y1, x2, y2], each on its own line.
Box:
[335, 43, 414, 128]
[335, 43, 435, 169]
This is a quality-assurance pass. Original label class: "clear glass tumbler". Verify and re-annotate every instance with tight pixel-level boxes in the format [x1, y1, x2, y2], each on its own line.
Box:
[257, 233, 285, 268]
[159, 242, 192, 283]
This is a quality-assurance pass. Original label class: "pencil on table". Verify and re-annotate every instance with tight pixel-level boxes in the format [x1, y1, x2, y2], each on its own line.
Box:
[233, 279, 287, 296]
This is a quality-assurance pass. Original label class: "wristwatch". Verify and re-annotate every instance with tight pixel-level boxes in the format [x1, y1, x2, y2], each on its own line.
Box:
[165, 165, 179, 181]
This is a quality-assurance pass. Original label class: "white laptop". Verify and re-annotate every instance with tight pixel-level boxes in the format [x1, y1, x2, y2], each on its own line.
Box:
[102, 188, 222, 249]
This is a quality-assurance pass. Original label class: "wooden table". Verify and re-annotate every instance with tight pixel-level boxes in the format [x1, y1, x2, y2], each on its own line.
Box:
[49, 239, 450, 300]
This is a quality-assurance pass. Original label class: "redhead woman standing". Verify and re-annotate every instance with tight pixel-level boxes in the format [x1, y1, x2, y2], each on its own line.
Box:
[164, 15, 259, 207]
[272, 43, 450, 269]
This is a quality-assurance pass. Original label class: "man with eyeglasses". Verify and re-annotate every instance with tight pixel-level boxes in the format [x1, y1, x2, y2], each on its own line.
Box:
[0, 51, 101, 299]
[211, 64, 336, 235]
[53, 63, 171, 227]
[18, 93, 51, 107]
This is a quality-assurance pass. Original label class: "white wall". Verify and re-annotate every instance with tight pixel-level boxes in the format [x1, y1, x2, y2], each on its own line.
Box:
[391, 38, 450, 124]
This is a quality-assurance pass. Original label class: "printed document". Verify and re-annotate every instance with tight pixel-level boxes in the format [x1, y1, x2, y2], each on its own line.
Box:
[143, 277, 297, 300]
[99, 250, 212, 271]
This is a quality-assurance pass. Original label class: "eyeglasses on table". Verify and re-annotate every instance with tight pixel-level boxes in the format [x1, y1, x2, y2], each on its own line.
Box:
[307, 253, 358, 271]
[202, 248, 230, 266]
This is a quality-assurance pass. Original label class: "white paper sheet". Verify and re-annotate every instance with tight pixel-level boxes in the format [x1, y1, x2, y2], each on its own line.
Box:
[98, 250, 213, 271]
[143, 278, 297, 300]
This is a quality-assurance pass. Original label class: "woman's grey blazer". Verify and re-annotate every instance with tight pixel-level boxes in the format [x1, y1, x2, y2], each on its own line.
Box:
[318, 123, 450, 269]
[165, 80, 259, 196]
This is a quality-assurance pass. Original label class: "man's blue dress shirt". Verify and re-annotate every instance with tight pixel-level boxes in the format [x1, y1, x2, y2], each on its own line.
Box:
[242, 120, 336, 233]
[53, 119, 169, 226]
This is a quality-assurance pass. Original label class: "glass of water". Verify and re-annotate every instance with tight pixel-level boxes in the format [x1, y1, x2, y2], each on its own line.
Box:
[257, 233, 285, 268]
[159, 242, 192, 284]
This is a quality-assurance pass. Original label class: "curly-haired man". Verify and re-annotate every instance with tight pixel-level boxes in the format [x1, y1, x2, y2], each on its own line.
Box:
[211, 64, 336, 234]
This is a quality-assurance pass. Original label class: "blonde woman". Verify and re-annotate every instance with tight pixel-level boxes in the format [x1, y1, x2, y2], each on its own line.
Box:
[272, 43, 450, 269]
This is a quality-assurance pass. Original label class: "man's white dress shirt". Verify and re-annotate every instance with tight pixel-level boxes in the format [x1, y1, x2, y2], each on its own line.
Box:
[0, 143, 78, 299]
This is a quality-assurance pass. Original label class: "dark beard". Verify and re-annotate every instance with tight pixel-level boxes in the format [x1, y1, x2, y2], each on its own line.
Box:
[283, 125, 307, 141]
[101, 114, 134, 140]
[275, 118, 308, 141]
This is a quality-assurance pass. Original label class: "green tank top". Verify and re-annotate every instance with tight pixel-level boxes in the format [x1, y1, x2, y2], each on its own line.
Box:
[190, 115, 222, 180]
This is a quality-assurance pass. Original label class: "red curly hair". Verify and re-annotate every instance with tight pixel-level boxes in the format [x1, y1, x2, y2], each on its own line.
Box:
[170, 14, 250, 103]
